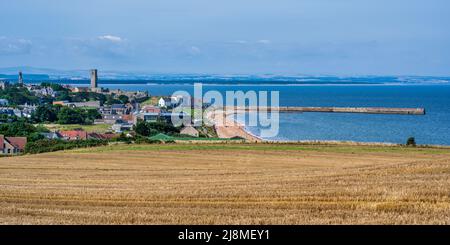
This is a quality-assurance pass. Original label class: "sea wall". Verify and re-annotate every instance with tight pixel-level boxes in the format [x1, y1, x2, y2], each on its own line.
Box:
[224, 107, 426, 115]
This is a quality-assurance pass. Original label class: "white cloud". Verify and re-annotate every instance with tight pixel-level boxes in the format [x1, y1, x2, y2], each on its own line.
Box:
[67, 36, 131, 59]
[233, 40, 248, 44]
[188, 46, 201, 55]
[97, 35, 123, 43]
[257, 39, 271, 44]
[0, 37, 33, 55]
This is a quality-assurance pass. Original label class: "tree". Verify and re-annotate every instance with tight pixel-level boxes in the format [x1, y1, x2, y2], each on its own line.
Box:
[133, 120, 180, 137]
[118, 95, 130, 104]
[406, 137, 416, 147]
[40, 82, 68, 92]
[0, 85, 39, 105]
[57, 107, 84, 124]
[0, 114, 18, 123]
[0, 120, 48, 141]
[32, 104, 59, 123]
[55, 90, 71, 101]
[134, 120, 151, 136]
[83, 108, 101, 124]
[56, 106, 101, 125]
[148, 121, 179, 135]
[105, 95, 121, 105]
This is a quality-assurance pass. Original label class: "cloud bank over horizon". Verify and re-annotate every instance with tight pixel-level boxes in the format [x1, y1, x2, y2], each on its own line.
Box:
[0, 0, 449, 76]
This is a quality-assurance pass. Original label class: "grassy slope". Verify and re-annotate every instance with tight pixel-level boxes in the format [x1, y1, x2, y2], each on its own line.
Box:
[42, 123, 112, 133]
[74, 143, 450, 154]
[140, 96, 160, 106]
[0, 143, 449, 224]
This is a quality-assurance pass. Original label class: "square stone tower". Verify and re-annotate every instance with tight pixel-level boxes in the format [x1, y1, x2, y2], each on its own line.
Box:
[90, 69, 98, 91]
[18, 71, 23, 84]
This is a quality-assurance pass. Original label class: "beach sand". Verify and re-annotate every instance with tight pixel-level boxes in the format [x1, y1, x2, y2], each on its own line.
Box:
[208, 110, 262, 142]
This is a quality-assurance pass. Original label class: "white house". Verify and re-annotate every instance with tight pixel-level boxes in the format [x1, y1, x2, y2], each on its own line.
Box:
[112, 123, 133, 133]
[158, 97, 172, 108]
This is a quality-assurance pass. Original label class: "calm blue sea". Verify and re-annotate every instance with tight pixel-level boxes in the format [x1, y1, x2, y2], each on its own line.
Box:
[98, 83, 450, 145]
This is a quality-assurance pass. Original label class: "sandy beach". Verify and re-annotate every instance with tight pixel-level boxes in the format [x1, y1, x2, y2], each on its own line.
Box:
[207, 110, 262, 142]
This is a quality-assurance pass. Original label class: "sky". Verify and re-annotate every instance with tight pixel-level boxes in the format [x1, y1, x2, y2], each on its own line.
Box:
[0, 0, 449, 76]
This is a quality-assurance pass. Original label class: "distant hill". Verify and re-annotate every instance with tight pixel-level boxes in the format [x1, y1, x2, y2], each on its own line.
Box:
[0, 66, 449, 84]
[0, 66, 86, 80]
[0, 73, 50, 81]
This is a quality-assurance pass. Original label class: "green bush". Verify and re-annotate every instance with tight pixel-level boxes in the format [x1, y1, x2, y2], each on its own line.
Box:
[56, 107, 100, 125]
[0, 85, 39, 105]
[118, 95, 129, 104]
[0, 120, 48, 142]
[134, 120, 180, 137]
[406, 137, 416, 147]
[31, 104, 60, 123]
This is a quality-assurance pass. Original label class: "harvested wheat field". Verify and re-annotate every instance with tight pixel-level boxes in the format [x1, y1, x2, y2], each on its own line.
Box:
[0, 144, 449, 225]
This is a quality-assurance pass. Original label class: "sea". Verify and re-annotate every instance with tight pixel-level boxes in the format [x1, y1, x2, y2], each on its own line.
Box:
[64, 81, 450, 146]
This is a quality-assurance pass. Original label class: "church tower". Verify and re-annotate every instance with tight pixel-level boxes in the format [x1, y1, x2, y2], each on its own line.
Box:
[18, 71, 23, 85]
[90, 69, 98, 91]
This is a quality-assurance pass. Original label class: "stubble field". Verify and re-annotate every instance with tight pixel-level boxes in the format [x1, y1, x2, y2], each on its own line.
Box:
[0, 144, 449, 224]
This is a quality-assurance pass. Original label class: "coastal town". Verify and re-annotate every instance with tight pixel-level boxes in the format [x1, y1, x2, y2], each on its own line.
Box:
[2, 1, 450, 234]
[1, 69, 251, 156]
[0, 69, 429, 156]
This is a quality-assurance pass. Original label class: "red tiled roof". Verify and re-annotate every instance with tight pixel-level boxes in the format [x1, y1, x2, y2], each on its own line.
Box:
[0, 135, 27, 150]
[6, 137, 27, 150]
[0, 135, 4, 150]
[121, 114, 134, 121]
[142, 106, 161, 113]
[59, 130, 88, 140]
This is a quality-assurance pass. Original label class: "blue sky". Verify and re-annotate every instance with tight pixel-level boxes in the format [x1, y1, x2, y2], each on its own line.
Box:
[0, 0, 449, 75]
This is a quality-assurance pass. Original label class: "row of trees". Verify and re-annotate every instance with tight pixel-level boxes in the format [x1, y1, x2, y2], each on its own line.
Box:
[31, 104, 101, 124]
[24, 135, 164, 155]
[0, 86, 40, 105]
[25, 139, 109, 154]
[0, 120, 49, 142]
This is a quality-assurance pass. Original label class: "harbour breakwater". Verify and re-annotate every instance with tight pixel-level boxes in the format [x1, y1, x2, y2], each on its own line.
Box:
[222, 107, 426, 115]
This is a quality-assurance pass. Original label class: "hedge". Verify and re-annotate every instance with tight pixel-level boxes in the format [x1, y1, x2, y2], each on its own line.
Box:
[25, 139, 109, 154]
